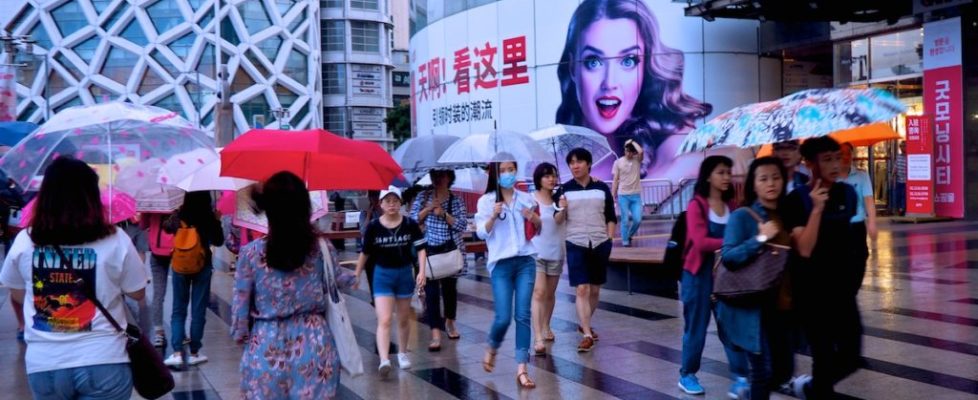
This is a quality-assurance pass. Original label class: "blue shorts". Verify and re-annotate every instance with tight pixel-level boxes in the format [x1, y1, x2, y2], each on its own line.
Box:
[566, 240, 612, 287]
[373, 265, 415, 299]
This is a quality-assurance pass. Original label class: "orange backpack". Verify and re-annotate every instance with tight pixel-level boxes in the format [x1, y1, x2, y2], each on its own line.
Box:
[171, 222, 206, 274]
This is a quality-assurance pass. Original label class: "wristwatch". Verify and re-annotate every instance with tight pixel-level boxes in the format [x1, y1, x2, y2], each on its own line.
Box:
[755, 234, 769, 243]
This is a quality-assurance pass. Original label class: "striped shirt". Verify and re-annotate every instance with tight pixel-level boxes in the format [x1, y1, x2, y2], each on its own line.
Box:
[895, 154, 907, 183]
[555, 177, 618, 247]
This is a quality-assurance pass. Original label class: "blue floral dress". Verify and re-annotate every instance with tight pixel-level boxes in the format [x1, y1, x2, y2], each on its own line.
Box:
[231, 239, 355, 400]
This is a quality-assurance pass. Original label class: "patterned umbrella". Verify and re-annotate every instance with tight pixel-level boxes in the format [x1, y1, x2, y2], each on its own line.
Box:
[0, 102, 215, 192]
[678, 88, 907, 155]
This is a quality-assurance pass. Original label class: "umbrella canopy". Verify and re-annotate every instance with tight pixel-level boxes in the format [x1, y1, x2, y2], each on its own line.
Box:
[232, 186, 329, 234]
[220, 129, 402, 190]
[161, 148, 252, 192]
[417, 167, 488, 193]
[17, 189, 136, 228]
[530, 124, 614, 180]
[393, 134, 460, 177]
[437, 130, 552, 168]
[0, 121, 38, 147]
[678, 88, 907, 155]
[0, 102, 214, 192]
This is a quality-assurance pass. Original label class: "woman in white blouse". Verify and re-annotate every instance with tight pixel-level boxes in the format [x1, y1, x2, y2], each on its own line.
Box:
[475, 161, 540, 390]
[529, 163, 567, 355]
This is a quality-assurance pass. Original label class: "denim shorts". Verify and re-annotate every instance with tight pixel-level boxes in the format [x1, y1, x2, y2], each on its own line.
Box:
[372, 265, 416, 299]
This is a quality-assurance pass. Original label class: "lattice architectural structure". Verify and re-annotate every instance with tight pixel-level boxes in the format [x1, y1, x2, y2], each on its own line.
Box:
[4, 0, 321, 135]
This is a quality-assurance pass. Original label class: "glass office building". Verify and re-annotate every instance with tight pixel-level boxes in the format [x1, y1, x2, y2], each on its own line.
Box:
[4, 0, 321, 135]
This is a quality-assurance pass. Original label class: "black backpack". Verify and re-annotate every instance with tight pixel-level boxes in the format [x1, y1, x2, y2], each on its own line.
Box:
[663, 210, 689, 281]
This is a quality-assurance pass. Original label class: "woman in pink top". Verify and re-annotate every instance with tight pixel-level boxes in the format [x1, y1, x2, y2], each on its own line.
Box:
[678, 156, 750, 397]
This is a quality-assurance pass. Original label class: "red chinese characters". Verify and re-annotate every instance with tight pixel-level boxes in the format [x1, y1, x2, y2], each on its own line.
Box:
[415, 35, 531, 103]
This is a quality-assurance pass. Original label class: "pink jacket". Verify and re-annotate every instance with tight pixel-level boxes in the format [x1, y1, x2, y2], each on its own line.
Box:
[683, 195, 738, 275]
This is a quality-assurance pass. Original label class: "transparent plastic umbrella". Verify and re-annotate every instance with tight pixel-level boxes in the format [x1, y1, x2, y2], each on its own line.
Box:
[437, 130, 552, 168]
[0, 102, 215, 193]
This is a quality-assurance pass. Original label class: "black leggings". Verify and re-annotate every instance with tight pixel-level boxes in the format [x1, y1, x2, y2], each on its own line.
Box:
[424, 277, 458, 331]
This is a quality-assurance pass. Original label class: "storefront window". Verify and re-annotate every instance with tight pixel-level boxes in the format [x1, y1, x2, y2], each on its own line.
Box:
[870, 30, 923, 80]
[834, 38, 868, 85]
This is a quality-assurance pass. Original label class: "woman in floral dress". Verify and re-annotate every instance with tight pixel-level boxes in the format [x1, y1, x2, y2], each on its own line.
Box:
[231, 171, 355, 399]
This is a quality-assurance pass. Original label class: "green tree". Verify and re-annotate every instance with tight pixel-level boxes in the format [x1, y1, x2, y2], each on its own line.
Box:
[385, 103, 411, 146]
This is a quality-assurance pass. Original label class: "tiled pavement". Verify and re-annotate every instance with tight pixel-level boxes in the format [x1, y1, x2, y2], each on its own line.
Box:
[1, 219, 977, 399]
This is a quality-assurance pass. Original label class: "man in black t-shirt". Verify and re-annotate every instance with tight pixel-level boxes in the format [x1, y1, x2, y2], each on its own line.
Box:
[783, 137, 863, 399]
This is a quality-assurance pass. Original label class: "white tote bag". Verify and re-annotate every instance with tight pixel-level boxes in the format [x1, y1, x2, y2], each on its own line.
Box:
[318, 239, 364, 376]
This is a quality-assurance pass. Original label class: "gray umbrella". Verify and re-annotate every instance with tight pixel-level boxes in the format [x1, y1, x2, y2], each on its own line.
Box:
[392, 134, 461, 181]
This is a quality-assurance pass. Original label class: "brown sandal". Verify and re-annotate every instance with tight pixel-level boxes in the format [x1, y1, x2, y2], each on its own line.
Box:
[516, 372, 536, 389]
[482, 350, 497, 373]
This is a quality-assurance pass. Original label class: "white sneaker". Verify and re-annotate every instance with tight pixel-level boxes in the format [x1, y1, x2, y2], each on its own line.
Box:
[188, 353, 209, 365]
[397, 353, 412, 369]
[378, 359, 392, 378]
[163, 353, 184, 367]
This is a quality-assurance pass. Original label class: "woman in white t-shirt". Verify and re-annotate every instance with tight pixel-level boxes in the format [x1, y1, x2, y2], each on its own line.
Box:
[0, 158, 149, 400]
[530, 163, 566, 355]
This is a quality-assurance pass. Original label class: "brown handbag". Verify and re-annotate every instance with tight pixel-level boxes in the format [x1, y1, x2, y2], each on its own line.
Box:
[712, 208, 790, 302]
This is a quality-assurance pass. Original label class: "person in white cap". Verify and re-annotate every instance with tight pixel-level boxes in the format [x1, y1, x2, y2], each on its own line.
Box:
[354, 185, 427, 378]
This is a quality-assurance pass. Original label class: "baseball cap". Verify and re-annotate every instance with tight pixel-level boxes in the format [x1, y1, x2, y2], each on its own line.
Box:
[379, 185, 402, 201]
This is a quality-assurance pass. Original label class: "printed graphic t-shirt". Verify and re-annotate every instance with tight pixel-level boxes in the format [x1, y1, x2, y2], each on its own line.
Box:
[0, 229, 149, 373]
[362, 217, 427, 268]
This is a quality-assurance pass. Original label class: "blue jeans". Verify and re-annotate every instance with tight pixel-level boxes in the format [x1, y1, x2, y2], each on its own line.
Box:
[28, 363, 132, 400]
[618, 194, 643, 243]
[171, 266, 212, 353]
[893, 181, 906, 213]
[680, 267, 749, 378]
[487, 256, 536, 364]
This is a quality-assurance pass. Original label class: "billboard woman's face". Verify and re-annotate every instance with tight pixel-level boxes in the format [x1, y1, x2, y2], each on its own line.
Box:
[573, 18, 645, 136]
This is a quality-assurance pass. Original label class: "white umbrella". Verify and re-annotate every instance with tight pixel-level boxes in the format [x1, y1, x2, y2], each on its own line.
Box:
[437, 130, 551, 168]
[417, 167, 488, 193]
[530, 124, 614, 166]
[393, 134, 461, 176]
[170, 148, 253, 192]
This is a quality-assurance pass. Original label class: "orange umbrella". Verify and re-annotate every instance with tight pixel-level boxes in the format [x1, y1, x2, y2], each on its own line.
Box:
[756, 123, 900, 157]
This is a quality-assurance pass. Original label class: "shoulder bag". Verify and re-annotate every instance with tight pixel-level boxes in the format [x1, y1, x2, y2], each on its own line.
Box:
[425, 193, 463, 280]
[317, 239, 364, 376]
[53, 245, 174, 400]
[712, 208, 789, 302]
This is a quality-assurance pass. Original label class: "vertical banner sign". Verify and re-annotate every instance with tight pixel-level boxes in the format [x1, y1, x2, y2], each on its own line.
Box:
[905, 116, 934, 216]
[0, 65, 17, 122]
[923, 17, 964, 218]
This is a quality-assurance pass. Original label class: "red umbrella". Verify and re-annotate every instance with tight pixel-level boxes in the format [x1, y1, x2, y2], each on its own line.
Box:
[220, 129, 402, 190]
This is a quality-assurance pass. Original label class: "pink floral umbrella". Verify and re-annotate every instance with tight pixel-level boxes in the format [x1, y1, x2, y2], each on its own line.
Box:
[17, 190, 137, 228]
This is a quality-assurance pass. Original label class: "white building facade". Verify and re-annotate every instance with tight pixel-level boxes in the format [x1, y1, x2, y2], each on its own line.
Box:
[3, 0, 322, 135]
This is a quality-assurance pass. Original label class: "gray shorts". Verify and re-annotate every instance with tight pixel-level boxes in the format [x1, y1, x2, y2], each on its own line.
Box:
[535, 258, 564, 277]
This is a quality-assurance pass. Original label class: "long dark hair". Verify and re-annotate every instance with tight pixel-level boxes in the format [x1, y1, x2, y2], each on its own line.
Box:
[694, 155, 734, 201]
[555, 0, 712, 133]
[253, 171, 316, 272]
[484, 161, 518, 196]
[178, 191, 218, 228]
[743, 157, 788, 207]
[30, 157, 115, 246]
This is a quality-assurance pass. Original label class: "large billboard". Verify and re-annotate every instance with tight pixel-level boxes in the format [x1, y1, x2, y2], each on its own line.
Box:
[410, 0, 780, 182]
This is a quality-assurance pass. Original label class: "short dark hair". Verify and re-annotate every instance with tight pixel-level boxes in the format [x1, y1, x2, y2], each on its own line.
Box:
[566, 147, 592, 166]
[694, 155, 734, 201]
[430, 169, 456, 188]
[800, 136, 841, 162]
[624, 142, 638, 153]
[533, 162, 558, 189]
[772, 139, 800, 150]
[253, 171, 315, 272]
[30, 157, 116, 246]
[743, 156, 788, 207]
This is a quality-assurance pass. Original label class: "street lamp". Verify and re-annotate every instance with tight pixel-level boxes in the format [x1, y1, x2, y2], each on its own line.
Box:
[272, 107, 291, 130]
[0, 35, 48, 120]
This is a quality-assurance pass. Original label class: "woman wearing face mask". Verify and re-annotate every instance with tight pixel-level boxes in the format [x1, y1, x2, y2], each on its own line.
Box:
[475, 161, 540, 389]
[717, 157, 792, 400]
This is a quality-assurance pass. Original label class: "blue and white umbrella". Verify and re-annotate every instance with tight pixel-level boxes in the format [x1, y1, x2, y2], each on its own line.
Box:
[678, 88, 907, 155]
